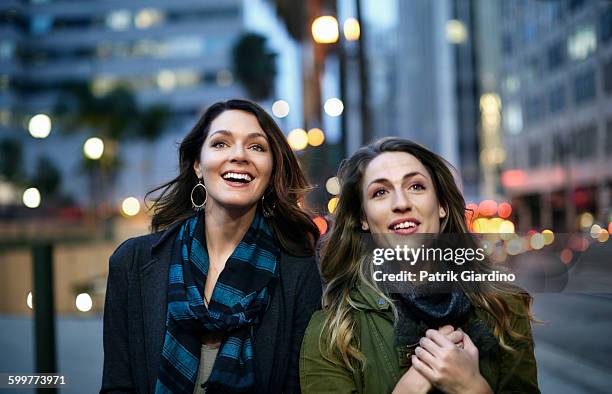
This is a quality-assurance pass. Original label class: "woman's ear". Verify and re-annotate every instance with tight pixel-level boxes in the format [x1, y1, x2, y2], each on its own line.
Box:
[193, 160, 202, 180]
[439, 206, 447, 219]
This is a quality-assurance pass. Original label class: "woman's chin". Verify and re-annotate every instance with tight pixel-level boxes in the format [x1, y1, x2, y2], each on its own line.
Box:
[210, 199, 258, 214]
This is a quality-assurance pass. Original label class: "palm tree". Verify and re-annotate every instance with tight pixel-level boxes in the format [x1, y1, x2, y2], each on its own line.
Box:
[232, 32, 278, 100]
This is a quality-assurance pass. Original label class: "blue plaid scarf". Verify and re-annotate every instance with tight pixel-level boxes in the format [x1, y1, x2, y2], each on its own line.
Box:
[155, 211, 279, 393]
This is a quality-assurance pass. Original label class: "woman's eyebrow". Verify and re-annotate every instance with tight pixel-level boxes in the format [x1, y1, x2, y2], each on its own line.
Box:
[209, 129, 267, 140]
[367, 171, 428, 188]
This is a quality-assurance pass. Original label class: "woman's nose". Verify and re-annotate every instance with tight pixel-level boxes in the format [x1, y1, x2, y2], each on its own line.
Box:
[229, 144, 248, 163]
[391, 191, 412, 213]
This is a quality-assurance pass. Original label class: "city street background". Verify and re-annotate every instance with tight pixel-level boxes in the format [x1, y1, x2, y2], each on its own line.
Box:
[1, 0, 611, 392]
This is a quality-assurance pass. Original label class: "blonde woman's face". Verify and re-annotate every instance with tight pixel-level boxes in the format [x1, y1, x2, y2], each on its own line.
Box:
[361, 152, 446, 236]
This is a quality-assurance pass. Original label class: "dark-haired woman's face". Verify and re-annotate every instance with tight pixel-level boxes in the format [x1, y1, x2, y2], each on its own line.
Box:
[361, 152, 446, 235]
[194, 110, 273, 212]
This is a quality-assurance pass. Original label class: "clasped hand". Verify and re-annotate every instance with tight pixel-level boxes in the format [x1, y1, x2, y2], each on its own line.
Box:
[393, 326, 492, 394]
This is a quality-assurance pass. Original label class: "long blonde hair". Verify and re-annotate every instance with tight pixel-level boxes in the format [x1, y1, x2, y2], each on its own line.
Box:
[320, 137, 533, 370]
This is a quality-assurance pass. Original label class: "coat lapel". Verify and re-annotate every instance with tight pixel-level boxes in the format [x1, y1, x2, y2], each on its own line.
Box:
[140, 222, 181, 392]
[253, 270, 281, 390]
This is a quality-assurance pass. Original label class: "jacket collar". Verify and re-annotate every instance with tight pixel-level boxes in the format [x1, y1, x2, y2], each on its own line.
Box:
[350, 280, 392, 311]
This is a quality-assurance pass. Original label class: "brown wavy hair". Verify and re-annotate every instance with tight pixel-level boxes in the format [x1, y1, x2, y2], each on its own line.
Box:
[146, 99, 319, 256]
[320, 137, 533, 370]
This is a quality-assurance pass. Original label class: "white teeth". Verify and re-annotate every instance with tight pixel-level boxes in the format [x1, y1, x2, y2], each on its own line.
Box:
[393, 221, 417, 230]
[222, 172, 252, 181]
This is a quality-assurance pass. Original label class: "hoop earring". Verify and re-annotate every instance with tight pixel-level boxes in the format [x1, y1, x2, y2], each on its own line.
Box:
[191, 180, 207, 211]
[261, 193, 276, 218]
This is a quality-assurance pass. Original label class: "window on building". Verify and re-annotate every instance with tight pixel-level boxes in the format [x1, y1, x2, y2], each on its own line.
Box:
[568, 0, 585, 12]
[572, 124, 597, 159]
[600, 7, 612, 43]
[0, 74, 9, 91]
[524, 95, 545, 125]
[529, 144, 542, 168]
[549, 84, 566, 113]
[573, 68, 596, 105]
[502, 33, 513, 56]
[30, 15, 54, 35]
[552, 134, 564, 164]
[0, 41, 15, 60]
[604, 58, 612, 95]
[547, 39, 566, 71]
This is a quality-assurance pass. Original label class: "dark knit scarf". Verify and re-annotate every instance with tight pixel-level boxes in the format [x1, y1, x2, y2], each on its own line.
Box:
[393, 286, 499, 390]
[396, 287, 472, 329]
[155, 211, 279, 393]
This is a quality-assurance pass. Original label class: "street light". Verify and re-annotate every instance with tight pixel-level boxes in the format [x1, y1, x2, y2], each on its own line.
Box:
[311, 16, 339, 44]
[83, 137, 104, 160]
[28, 114, 52, 139]
[343, 18, 360, 41]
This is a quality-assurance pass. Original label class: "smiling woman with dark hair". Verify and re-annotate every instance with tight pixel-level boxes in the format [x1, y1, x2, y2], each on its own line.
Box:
[101, 99, 322, 394]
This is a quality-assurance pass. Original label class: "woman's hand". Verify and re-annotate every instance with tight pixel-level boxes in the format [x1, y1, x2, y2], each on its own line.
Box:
[392, 326, 463, 394]
[411, 329, 492, 394]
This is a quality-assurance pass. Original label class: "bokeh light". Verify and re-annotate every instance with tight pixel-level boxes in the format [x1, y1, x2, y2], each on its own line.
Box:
[313, 216, 328, 235]
[287, 128, 308, 150]
[542, 229, 555, 245]
[499, 220, 515, 233]
[497, 202, 512, 218]
[478, 200, 498, 217]
[328, 197, 339, 214]
[579, 212, 594, 230]
[307, 128, 325, 146]
[272, 100, 290, 118]
[560, 248, 573, 264]
[75, 293, 93, 312]
[22, 187, 41, 208]
[26, 291, 33, 309]
[343, 18, 360, 41]
[530, 233, 545, 250]
[83, 137, 105, 160]
[324, 98, 344, 117]
[325, 177, 341, 195]
[590, 224, 601, 239]
[28, 113, 52, 139]
[446, 19, 467, 44]
[311, 16, 339, 44]
[121, 197, 141, 217]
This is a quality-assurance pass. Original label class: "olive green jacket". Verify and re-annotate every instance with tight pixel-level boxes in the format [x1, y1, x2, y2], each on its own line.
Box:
[300, 283, 539, 393]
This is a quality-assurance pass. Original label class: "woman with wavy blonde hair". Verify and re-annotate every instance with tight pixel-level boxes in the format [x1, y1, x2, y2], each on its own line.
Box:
[300, 137, 539, 393]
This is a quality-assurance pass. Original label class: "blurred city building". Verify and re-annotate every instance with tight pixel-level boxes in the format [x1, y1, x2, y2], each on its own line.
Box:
[0, 0, 298, 315]
[356, 0, 492, 201]
[0, 0, 247, 206]
[498, 0, 612, 232]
